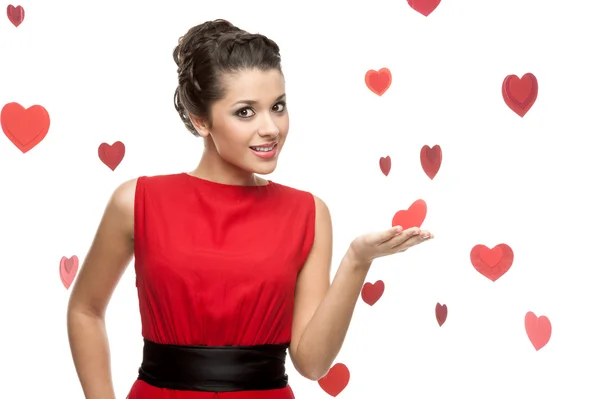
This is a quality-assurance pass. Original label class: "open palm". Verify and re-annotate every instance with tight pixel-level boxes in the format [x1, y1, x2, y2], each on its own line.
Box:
[349, 226, 433, 264]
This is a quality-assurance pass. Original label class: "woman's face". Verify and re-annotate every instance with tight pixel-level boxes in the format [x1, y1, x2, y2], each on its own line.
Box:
[194, 68, 289, 177]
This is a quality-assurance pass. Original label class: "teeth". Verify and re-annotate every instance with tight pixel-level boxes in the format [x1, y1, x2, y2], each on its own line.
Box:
[252, 145, 275, 152]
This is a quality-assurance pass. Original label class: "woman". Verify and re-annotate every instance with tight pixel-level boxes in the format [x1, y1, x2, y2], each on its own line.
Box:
[66, 19, 433, 399]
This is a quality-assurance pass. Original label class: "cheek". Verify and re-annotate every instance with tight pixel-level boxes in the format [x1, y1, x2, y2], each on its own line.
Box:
[278, 115, 290, 136]
[213, 121, 252, 150]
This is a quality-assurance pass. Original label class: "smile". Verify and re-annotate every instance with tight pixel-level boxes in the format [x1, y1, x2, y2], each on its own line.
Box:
[249, 142, 279, 159]
[250, 143, 277, 152]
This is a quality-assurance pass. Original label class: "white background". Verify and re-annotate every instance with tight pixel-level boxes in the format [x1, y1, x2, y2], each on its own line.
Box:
[1, 0, 599, 397]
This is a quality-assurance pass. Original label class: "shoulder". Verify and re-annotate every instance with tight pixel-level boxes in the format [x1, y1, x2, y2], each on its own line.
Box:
[98, 177, 138, 237]
[269, 180, 313, 201]
[108, 173, 184, 221]
[109, 178, 138, 216]
[135, 173, 185, 189]
[269, 181, 329, 218]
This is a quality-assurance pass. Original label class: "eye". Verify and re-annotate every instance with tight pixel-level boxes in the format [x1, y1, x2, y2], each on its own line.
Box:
[236, 107, 256, 118]
[273, 102, 286, 112]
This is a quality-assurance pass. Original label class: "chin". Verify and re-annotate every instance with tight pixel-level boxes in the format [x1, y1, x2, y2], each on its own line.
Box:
[252, 162, 278, 175]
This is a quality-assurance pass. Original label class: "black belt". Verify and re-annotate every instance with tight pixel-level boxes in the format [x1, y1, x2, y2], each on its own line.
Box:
[137, 339, 290, 392]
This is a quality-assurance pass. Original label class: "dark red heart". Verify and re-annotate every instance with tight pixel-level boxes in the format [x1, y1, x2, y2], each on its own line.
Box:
[362, 280, 385, 306]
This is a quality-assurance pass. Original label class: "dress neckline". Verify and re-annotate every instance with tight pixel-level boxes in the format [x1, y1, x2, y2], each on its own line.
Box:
[181, 172, 272, 190]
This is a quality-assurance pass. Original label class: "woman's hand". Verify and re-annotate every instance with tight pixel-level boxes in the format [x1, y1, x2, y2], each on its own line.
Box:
[348, 225, 433, 265]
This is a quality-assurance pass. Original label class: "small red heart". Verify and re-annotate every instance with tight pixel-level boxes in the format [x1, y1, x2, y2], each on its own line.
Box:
[435, 302, 447, 326]
[318, 363, 350, 397]
[98, 141, 126, 171]
[392, 199, 427, 229]
[361, 280, 385, 306]
[365, 68, 392, 96]
[420, 145, 442, 179]
[502, 73, 538, 117]
[6, 5, 24, 27]
[379, 156, 391, 176]
[60, 255, 79, 290]
[407, 0, 441, 16]
[470, 244, 514, 282]
[1, 102, 50, 153]
[525, 311, 551, 351]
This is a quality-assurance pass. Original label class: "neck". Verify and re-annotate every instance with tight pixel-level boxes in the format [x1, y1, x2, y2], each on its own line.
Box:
[191, 146, 263, 187]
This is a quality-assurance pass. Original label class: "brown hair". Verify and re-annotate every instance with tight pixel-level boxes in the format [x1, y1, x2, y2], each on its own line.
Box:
[173, 19, 282, 136]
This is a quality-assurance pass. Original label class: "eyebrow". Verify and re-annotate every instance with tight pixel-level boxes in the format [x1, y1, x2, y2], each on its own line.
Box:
[233, 93, 286, 106]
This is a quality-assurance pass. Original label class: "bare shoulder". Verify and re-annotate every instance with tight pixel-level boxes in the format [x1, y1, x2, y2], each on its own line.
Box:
[303, 192, 330, 226]
[311, 194, 332, 244]
[312, 194, 329, 214]
[106, 178, 138, 236]
[111, 178, 137, 212]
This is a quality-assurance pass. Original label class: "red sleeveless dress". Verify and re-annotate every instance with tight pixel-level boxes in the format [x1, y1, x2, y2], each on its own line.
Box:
[126, 173, 316, 399]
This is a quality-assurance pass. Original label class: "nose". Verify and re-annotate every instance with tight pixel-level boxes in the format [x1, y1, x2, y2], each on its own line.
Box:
[257, 114, 279, 139]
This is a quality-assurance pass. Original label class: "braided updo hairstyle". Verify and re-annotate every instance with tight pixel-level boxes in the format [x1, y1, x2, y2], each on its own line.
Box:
[173, 19, 283, 136]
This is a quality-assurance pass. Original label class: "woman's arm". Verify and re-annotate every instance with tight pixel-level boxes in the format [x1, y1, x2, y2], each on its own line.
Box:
[289, 195, 369, 380]
[67, 179, 137, 399]
[289, 195, 430, 380]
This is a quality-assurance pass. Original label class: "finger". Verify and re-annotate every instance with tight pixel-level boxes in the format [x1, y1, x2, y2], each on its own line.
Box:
[384, 227, 421, 247]
[418, 230, 433, 239]
[394, 232, 433, 251]
[396, 229, 433, 243]
[377, 226, 404, 244]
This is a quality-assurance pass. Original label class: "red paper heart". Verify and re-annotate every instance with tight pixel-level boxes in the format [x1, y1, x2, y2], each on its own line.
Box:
[407, 0, 441, 16]
[392, 199, 427, 229]
[6, 5, 24, 27]
[98, 141, 126, 171]
[379, 156, 391, 176]
[361, 280, 385, 306]
[435, 302, 447, 326]
[502, 73, 538, 117]
[60, 255, 79, 290]
[1, 102, 50, 153]
[365, 68, 392, 96]
[420, 145, 442, 179]
[525, 311, 551, 351]
[480, 246, 502, 267]
[318, 363, 350, 397]
[470, 244, 513, 282]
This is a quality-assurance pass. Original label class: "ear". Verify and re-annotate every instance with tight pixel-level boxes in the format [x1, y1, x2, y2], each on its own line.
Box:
[189, 114, 210, 138]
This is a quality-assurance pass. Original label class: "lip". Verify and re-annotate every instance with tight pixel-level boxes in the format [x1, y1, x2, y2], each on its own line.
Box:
[249, 142, 278, 159]
[249, 142, 278, 148]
